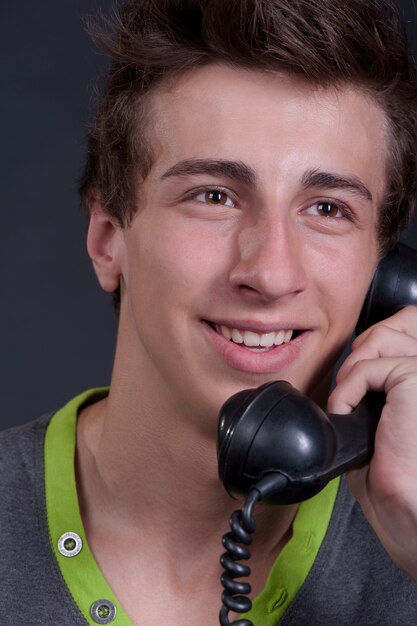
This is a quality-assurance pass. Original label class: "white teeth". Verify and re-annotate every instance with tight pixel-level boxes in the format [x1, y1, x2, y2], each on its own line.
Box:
[242, 330, 261, 347]
[215, 324, 295, 347]
[231, 328, 243, 343]
[260, 332, 275, 348]
[221, 325, 232, 340]
[284, 329, 293, 343]
[274, 330, 285, 346]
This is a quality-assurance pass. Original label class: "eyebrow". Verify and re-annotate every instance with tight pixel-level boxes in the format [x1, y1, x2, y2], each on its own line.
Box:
[302, 168, 373, 202]
[161, 158, 256, 186]
[161, 159, 373, 202]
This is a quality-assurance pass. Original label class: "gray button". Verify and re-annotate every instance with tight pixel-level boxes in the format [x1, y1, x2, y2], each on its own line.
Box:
[90, 599, 117, 624]
[57, 532, 83, 557]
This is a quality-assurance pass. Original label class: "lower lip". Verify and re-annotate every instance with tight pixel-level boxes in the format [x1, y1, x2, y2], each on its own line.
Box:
[202, 322, 311, 375]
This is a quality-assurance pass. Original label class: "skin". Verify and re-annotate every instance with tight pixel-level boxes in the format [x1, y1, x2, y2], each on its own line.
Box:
[77, 65, 417, 625]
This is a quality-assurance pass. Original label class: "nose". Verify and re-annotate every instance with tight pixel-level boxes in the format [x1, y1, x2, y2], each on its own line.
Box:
[229, 212, 308, 303]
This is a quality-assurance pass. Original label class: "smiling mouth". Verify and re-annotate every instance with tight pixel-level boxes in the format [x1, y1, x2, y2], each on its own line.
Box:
[210, 323, 302, 352]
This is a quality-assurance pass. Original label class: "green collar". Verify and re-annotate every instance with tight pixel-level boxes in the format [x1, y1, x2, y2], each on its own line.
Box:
[45, 389, 340, 625]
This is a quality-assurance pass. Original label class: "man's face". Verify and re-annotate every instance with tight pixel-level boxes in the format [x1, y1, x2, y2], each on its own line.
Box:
[115, 65, 386, 430]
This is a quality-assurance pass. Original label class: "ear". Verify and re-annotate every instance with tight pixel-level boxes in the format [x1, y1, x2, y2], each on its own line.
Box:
[87, 194, 123, 293]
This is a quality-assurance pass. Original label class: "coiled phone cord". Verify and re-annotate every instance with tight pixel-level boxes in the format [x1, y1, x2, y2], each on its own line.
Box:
[219, 473, 289, 626]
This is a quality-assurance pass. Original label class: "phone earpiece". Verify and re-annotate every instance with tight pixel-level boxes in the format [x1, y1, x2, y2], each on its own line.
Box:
[217, 380, 384, 504]
[356, 242, 417, 335]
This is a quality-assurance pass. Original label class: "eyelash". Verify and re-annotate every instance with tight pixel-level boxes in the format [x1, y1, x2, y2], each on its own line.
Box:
[182, 187, 356, 222]
[303, 200, 355, 221]
[183, 186, 237, 207]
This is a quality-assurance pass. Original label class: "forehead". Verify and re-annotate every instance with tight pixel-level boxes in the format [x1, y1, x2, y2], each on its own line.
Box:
[145, 64, 389, 199]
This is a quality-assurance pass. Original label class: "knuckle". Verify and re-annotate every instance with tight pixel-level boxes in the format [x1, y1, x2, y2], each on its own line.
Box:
[349, 358, 369, 377]
[355, 323, 391, 349]
[337, 357, 368, 384]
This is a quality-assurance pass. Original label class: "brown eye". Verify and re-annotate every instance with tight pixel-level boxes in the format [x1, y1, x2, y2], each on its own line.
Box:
[317, 202, 340, 218]
[206, 190, 230, 205]
[194, 188, 235, 207]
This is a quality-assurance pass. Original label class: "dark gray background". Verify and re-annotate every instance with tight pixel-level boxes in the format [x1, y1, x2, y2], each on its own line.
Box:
[1, 1, 417, 430]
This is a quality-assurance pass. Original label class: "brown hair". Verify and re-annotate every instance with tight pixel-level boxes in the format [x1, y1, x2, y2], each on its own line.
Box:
[80, 0, 417, 254]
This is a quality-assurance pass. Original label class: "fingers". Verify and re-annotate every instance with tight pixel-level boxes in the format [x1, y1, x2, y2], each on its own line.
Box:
[352, 306, 417, 349]
[329, 304, 417, 419]
[328, 306, 417, 581]
[329, 356, 417, 414]
[336, 306, 417, 382]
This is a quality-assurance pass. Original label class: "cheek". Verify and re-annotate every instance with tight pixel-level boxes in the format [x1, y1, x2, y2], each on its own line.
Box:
[314, 242, 377, 326]
[125, 218, 230, 305]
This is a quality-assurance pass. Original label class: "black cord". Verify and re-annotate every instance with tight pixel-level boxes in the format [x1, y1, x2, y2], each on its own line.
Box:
[219, 473, 289, 626]
[219, 488, 259, 626]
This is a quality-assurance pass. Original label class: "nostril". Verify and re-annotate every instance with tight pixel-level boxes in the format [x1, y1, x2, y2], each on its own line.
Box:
[240, 284, 259, 295]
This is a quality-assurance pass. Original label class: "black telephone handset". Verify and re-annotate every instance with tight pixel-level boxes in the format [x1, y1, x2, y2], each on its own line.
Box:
[217, 242, 417, 625]
[217, 242, 417, 505]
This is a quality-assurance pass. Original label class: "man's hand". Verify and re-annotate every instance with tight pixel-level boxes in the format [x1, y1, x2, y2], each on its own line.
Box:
[328, 306, 417, 580]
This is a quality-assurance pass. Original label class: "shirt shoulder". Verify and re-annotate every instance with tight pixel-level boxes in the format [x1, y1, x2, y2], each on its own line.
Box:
[280, 479, 417, 625]
[0, 413, 89, 625]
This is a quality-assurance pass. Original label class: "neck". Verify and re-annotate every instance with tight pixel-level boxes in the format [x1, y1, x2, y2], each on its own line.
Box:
[75, 329, 299, 566]
[77, 398, 297, 562]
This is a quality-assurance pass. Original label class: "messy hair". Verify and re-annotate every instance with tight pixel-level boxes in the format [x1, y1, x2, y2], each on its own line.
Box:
[80, 0, 417, 255]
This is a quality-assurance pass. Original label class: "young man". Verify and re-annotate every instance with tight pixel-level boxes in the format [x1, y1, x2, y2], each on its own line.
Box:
[2, 0, 417, 624]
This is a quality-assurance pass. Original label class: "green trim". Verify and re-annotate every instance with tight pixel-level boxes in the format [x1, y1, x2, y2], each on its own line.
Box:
[244, 477, 340, 624]
[45, 389, 134, 625]
[45, 389, 340, 626]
